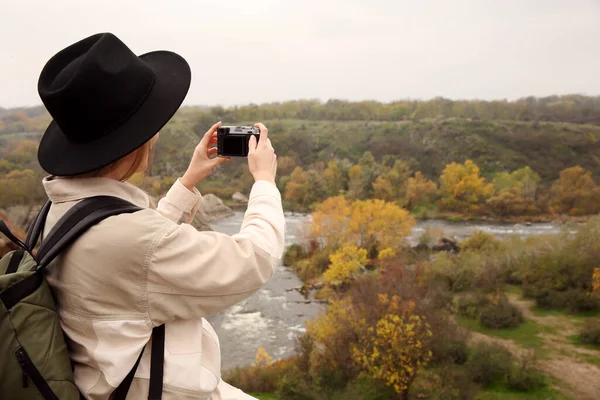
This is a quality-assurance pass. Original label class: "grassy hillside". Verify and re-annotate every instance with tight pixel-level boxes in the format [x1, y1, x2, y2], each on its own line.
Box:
[161, 117, 600, 184]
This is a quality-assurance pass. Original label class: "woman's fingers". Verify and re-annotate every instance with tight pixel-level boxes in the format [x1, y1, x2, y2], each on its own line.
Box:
[254, 123, 268, 147]
[201, 121, 222, 147]
[208, 147, 218, 156]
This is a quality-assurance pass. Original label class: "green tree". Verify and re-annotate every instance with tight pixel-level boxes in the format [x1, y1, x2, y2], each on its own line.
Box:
[487, 166, 540, 216]
[358, 151, 380, 198]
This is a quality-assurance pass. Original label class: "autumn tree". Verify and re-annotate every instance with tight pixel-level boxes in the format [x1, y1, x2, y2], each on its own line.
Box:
[372, 160, 412, 203]
[372, 175, 395, 202]
[550, 166, 600, 215]
[439, 160, 494, 213]
[323, 244, 368, 285]
[352, 295, 432, 399]
[405, 172, 437, 209]
[284, 166, 327, 208]
[312, 198, 415, 253]
[276, 155, 297, 177]
[284, 166, 308, 205]
[311, 196, 352, 248]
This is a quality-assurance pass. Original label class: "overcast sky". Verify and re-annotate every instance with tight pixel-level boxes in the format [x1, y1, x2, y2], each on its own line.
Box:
[1, 0, 599, 108]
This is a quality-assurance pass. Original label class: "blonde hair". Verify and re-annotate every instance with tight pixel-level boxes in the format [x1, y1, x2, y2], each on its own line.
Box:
[73, 140, 153, 182]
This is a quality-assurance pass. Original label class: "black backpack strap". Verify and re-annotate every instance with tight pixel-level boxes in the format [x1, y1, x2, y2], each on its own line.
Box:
[0, 219, 28, 251]
[36, 196, 141, 269]
[6, 249, 25, 274]
[149, 325, 165, 400]
[109, 325, 165, 400]
[35, 195, 166, 400]
[25, 200, 52, 250]
[109, 347, 145, 400]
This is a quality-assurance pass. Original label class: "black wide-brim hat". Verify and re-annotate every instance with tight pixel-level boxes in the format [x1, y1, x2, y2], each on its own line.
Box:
[37, 32, 191, 176]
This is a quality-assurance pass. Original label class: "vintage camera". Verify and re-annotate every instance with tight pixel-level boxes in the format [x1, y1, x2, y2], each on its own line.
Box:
[217, 126, 260, 157]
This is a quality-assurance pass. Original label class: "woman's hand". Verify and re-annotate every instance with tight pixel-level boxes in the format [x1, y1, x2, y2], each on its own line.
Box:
[248, 123, 277, 185]
[180, 121, 231, 191]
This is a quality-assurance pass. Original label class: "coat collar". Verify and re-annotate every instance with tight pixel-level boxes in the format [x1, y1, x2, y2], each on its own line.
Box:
[42, 176, 151, 208]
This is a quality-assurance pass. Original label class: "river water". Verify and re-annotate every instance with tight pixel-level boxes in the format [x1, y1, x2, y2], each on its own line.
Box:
[209, 212, 563, 371]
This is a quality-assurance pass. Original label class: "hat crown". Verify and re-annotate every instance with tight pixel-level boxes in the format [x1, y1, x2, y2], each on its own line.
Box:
[38, 33, 155, 144]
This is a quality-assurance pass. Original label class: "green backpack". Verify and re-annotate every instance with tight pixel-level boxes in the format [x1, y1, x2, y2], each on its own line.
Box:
[0, 196, 165, 400]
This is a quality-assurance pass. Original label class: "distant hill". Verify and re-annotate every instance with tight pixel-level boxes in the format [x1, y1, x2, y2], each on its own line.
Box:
[2, 95, 600, 184]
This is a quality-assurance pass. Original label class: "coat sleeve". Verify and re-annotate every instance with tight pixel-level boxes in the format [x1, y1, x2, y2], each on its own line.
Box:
[155, 178, 203, 224]
[146, 181, 286, 325]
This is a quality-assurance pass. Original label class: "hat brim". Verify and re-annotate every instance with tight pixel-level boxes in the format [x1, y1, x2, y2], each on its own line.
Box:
[38, 50, 191, 176]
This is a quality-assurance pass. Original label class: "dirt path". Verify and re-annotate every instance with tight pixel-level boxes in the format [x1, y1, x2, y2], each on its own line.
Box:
[482, 294, 600, 400]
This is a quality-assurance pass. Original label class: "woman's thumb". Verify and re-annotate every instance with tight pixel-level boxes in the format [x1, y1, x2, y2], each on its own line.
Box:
[248, 135, 257, 153]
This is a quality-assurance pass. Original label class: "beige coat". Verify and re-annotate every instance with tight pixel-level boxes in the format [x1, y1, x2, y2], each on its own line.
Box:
[42, 176, 286, 399]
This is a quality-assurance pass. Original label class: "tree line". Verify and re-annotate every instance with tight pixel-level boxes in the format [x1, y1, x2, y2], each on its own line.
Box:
[282, 153, 600, 218]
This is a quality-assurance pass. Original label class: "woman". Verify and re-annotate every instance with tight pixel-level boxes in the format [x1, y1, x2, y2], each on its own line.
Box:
[36, 33, 284, 399]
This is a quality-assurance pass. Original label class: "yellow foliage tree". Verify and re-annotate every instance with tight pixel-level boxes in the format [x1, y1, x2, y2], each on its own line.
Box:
[352, 295, 432, 399]
[253, 347, 273, 367]
[284, 166, 308, 204]
[372, 176, 395, 202]
[405, 172, 437, 209]
[312, 196, 352, 248]
[439, 160, 494, 213]
[312, 198, 415, 252]
[347, 199, 415, 251]
[550, 166, 600, 215]
[323, 244, 368, 285]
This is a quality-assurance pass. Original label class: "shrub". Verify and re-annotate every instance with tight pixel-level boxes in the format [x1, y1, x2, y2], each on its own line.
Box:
[422, 364, 478, 400]
[223, 349, 292, 394]
[466, 342, 513, 387]
[283, 243, 307, 266]
[311, 248, 333, 273]
[292, 260, 328, 284]
[460, 230, 501, 252]
[579, 318, 600, 346]
[456, 293, 484, 320]
[457, 292, 524, 329]
[521, 219, 600, 313]
[479, 294, 524, 329]
[564, 290, 600, 313]
[506, 351, 546, 392]
[277, 369, 317, 400]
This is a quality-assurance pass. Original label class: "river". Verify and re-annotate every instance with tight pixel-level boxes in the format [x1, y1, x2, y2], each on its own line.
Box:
[209, 212, 564, 371]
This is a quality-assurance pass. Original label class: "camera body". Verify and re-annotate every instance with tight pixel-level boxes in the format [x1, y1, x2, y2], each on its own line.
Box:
[217, 126, 260, 157]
